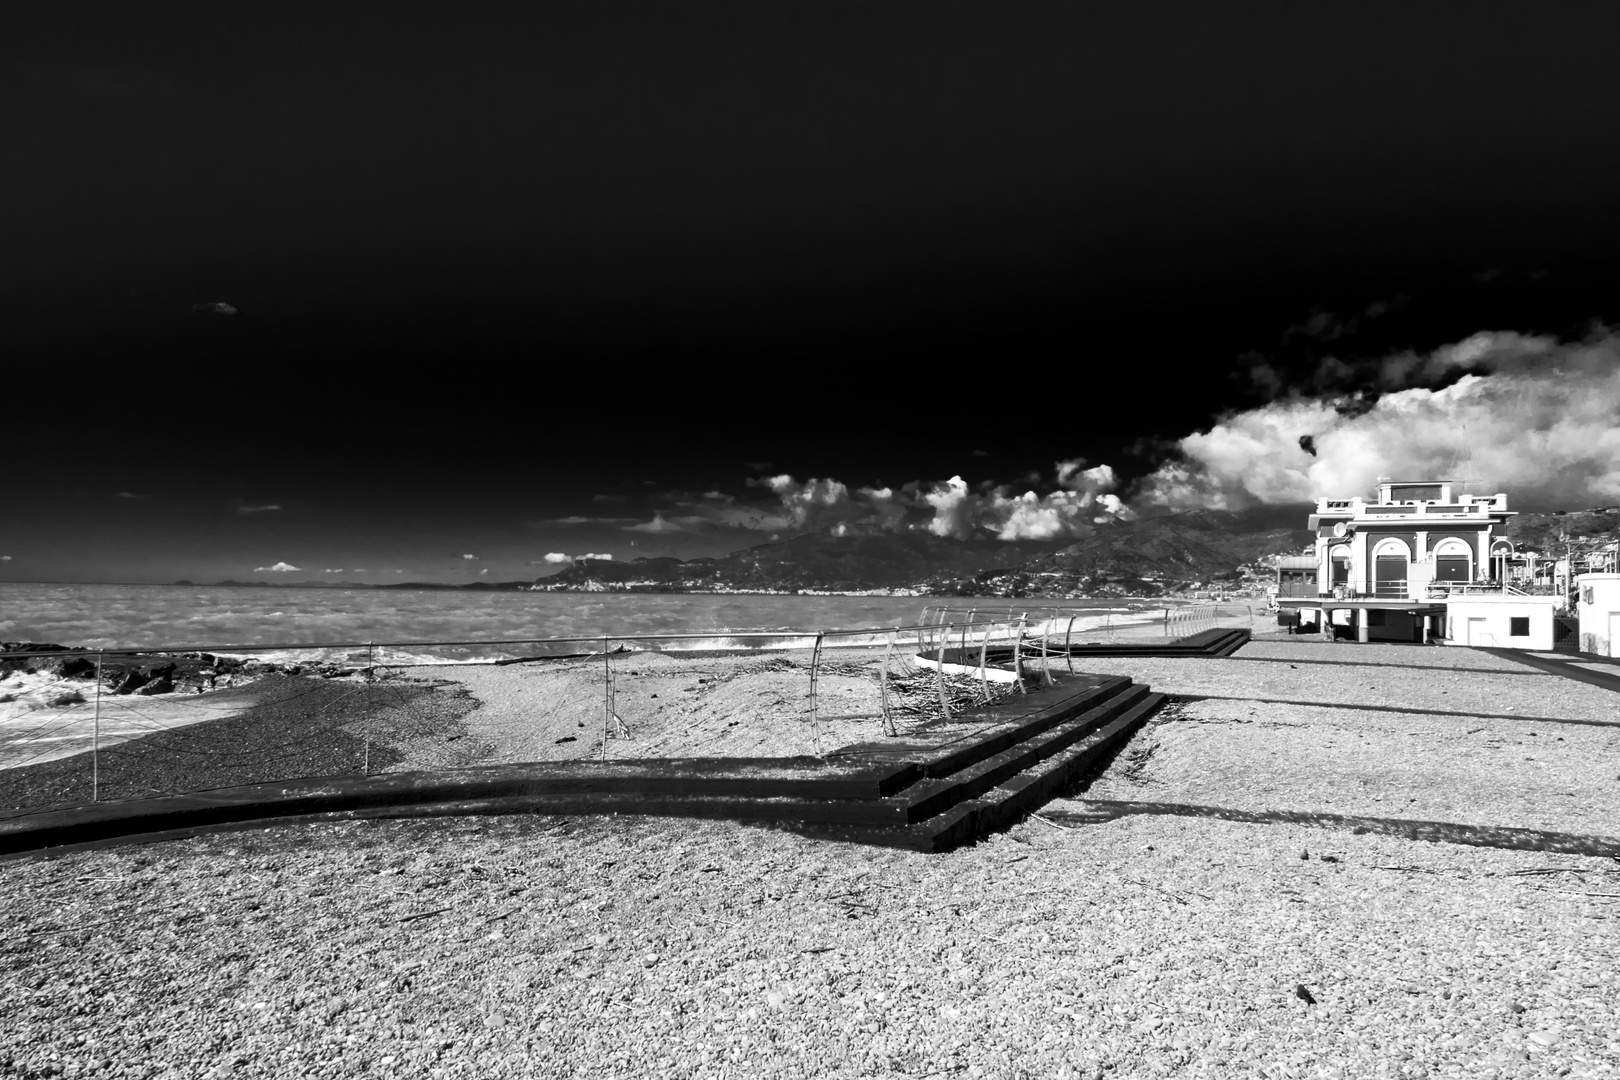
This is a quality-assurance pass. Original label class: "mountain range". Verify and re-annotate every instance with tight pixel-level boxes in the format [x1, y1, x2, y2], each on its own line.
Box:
[178, 507, 1615, 596]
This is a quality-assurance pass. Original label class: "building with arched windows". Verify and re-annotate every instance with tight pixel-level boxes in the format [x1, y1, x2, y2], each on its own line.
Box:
[1276, 480, 1561, 646]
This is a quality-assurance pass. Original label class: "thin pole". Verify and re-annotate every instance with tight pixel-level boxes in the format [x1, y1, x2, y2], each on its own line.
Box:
[880, 633, 896, 737]
[92, 652, 103, 803]
[935, 625, 950, 720]
[809, 632, 825, 755]
[1065, 615, 1077, 674]
[1012, 617, 1026, 693]
[1040, 618, 1054, 685]
[363, 641, 374, 775]
[978, 624, 990, 703]
[602, 636, 611, 761]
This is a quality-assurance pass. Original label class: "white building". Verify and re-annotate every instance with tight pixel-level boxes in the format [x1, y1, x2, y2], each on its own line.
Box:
[1575, 573, 1620, 658]
[1440, 594, 1563, 650]
[1278, 479, 1521, 644]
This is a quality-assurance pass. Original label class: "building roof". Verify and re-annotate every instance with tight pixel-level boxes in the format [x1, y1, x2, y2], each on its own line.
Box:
[1275, 556, 1318, 570]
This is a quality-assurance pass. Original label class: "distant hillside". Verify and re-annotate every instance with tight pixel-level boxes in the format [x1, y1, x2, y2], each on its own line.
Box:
[535, 510, 1315, 597]
[1504, 510, 1619, 553]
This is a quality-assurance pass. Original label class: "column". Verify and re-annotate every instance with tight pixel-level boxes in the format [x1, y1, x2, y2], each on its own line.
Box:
[1357, 610, 1370, 643]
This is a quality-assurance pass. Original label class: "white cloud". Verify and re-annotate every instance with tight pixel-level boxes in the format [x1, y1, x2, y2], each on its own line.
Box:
[461, 553, 479, 560]
[542, 552, 574, 564]
[0, 555, 11, 561]
[579, 552, 613, 561]
[625, 513, 679, 533]
[479, 568, 489, 575]
[322, 569, 344, 573]
[254, 561, 301, 573]
[1133, 330, 1620, 509]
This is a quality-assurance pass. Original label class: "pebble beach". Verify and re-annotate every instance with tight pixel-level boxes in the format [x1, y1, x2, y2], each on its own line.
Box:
[2, 638, 1618, 1079]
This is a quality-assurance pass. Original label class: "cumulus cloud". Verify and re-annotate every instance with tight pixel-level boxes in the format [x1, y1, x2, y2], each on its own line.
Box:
[1133, 330, 1620, 510]
[479, 568, 489, 575]
[254, 561, 301, 572]
[461, 554, 479, 560]
[531, 552, 613, 567]
[625, 513, 680, 533]
[1, 555, 11, 561]
[322, 568, 344, 573]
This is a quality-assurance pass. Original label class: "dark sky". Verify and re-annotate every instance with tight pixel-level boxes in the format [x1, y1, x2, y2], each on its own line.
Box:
[6, 3, 1620, 582]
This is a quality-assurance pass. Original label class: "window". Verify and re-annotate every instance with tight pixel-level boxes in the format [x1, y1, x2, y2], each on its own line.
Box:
[1509, 617, 1530, 637]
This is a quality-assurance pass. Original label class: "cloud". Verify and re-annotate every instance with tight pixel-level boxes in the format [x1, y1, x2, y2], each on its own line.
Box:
[254, 561, 301, 573]
[540, 515, 635, 526]
[116, 491, 152, 499]
[531, 551, 614, 567]
[1, 555, 11, 561]
[235, 502, 281, 514]
[192, 301, 238, 315]
[1132, 329, 1620, 510]
[322, 569, 344, 573]
[479, 568, 489, 575]
[461, 554, 479, 560]
[625, 513, 680, 533]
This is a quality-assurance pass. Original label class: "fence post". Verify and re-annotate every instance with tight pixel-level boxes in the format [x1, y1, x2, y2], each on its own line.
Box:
[1064, 615, 1077, 674]
[809, 632, 825, 755]
[935, 625, 951, 720]
[1012, 617, 1026, 693]
[601, 636, 611, 761]
[92, 652, 103, 803]
[978, 624, 990, 702]
[1040, 618, 1054, 685]
[880, 633, 897, 737]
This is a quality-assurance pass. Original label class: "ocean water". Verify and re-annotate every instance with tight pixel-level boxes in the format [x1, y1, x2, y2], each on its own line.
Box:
[0, 583, 1153, 664]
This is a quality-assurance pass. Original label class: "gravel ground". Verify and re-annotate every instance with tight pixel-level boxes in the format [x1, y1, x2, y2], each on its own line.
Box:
[2, 813, 1617, 1079]
[0, 676, 482, 817]
[4, 639, 1619, 1078]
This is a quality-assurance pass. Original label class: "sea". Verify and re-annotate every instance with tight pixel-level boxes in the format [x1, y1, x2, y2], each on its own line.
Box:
[0, 583, 1166, 666]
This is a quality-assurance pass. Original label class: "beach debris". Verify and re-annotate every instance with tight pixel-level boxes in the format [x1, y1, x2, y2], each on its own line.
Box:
[1300, 849, 1309, 860]
[1294, 984, 1317, 1005]
[555, 736, 576, 744]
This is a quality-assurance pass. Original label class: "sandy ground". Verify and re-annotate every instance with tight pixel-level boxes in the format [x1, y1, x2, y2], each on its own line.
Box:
[383, 646, 1018, 770]
[4, 637, 1620, 1077]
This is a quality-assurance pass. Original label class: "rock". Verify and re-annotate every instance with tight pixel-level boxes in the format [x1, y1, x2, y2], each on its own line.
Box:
[113, 670, 151, 695]
[138, 676, 176, 696]
[1526, 1030, 1560, 1048]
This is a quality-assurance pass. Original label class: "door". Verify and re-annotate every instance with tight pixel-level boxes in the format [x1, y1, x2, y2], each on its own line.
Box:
[1467, 617, 1488, 646]
[1375, 555, 1408, 598]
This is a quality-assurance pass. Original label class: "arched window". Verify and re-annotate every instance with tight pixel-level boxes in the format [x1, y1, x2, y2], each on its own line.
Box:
[1433, 538, 1473, 583]
[1329, 546, 1351, 586]
[1372, 539, 1411, 596]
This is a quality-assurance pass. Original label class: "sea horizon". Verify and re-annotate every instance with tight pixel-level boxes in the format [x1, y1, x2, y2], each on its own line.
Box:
[0, 582, 1188, 664]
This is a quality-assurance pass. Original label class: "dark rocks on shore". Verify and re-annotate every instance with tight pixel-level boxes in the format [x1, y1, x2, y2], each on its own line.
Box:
[1, 642, 371, 696]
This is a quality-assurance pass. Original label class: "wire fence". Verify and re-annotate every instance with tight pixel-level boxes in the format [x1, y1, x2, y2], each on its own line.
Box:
[0, 605, 1257, 820]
